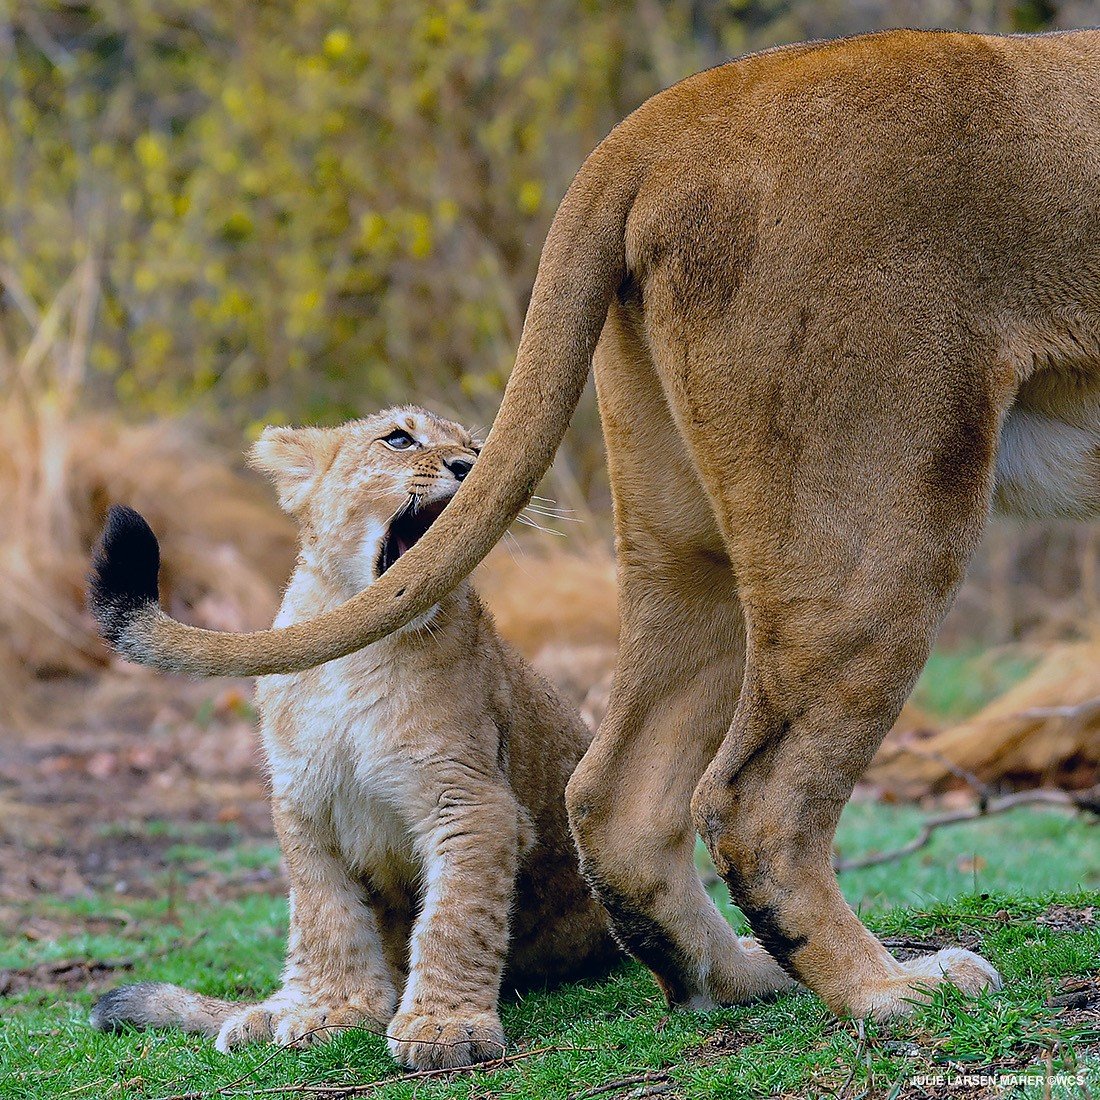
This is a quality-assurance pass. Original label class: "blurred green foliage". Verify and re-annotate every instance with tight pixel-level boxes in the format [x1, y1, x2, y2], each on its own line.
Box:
[0, 1, 1066, 468]
[0, 1, 710, 446]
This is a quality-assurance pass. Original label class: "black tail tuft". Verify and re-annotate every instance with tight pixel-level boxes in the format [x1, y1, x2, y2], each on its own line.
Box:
[88, 505, 161, 647]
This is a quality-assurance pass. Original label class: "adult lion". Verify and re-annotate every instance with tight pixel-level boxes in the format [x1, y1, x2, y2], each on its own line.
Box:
[93, 30, 1100, 1020]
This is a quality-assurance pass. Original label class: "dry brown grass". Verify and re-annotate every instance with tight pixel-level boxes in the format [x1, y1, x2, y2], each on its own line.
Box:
[0, 261, 295, 707]
[871, 639, 1100, 796]
[0, 410, 296, 681]
[477, 541, 618, 654]
[477, 540, 619, 710]
[0, 396, 621, 716]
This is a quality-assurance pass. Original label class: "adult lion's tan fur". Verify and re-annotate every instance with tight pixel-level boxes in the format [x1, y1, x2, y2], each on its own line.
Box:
[91, 410, 618, 1070]
[93, 30, 1100, 1020]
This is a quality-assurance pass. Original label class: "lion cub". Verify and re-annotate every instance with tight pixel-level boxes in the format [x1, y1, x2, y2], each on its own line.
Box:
[91, 408, 618, 1069]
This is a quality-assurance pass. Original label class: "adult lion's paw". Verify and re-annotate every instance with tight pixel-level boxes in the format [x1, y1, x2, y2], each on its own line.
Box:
[386, 1009, 505, 1070]
[849, 948, 1002, 1021]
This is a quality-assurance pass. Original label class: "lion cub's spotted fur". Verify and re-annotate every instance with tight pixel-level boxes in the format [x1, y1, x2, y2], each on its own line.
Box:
[91, 408, 617, 1069]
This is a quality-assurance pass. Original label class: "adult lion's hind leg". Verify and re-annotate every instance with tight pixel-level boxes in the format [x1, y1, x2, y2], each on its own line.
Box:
[566, 300, 794, 1009]
[694, 663, 1001, 1021]
[567, 550, 795, 1008]
[685, 360, 1004, 1020]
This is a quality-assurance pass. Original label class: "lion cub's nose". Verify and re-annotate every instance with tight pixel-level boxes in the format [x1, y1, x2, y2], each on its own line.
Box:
[446, 458, 473, 482]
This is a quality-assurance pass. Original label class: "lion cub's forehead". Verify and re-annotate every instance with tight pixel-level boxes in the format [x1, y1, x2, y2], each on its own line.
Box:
[350, 406, 476, 449]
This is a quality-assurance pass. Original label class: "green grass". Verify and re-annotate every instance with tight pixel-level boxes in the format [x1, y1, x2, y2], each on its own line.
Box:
[910, 646, 1038, 721]
[3, 802, 1098, 1099]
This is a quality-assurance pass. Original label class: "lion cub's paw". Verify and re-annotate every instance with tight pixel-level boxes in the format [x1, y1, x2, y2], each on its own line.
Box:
[850, 948, 1002, 1021]
[216, 997, 386, 1052]
[270, 1000, 387, 1047]
[216, 1004, 276, 1052]
[387, 1009, 506, 1070]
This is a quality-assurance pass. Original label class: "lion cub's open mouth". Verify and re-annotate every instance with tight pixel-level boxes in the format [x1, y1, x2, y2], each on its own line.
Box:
[376, 494, 454, 576]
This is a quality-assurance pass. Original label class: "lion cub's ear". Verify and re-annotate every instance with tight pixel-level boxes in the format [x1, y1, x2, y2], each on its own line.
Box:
[248, 426, 339, 514]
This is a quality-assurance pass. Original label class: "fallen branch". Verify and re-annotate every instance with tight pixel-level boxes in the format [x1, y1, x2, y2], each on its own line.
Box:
[573, 1069, 672, 1100]
[993, 697, 1100, 727]
[833, 785, 1100, 872]
[891, 739, 994, 804]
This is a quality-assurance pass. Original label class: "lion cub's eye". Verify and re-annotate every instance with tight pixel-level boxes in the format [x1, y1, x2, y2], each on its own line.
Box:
[381, 429, 416, 450]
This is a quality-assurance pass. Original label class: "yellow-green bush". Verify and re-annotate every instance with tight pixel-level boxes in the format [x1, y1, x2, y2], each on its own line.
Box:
[0, 2, 707, 443]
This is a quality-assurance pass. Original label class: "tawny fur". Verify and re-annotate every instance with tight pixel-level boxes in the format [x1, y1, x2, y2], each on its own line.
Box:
[91, 30, 1100, 1023]
[91, 410, 618, 1070]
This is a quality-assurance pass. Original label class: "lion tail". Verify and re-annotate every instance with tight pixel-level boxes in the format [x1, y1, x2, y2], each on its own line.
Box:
[87, 130, 643, 677]
[90, 981, 240, 1037]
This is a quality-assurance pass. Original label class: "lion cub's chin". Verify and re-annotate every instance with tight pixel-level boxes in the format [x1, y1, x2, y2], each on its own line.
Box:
[389, 602, 443, 635]
[360, 547, 442, 635]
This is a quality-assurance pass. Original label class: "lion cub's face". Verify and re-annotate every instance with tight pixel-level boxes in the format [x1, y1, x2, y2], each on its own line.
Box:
[249, 407, 480, 593]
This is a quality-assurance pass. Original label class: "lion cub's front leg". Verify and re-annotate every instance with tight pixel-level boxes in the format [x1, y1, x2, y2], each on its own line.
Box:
[218, 805, 398, 1051]
[387, 780, 523, 1071]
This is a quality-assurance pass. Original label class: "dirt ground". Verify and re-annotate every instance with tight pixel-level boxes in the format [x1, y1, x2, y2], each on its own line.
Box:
[0, 669, 281, 941]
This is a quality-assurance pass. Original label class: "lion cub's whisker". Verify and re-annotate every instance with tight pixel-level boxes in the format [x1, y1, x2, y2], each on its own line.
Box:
[516, 514, 567, 536]
[524, 505, 581, 521]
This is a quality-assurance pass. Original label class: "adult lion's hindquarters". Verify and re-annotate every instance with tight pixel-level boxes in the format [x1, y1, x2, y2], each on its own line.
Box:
[564, 27, 1087, 1022]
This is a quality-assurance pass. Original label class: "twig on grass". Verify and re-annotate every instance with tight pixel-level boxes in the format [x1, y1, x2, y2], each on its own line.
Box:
[833, 785, 1100, 872]
[217, 1046, 553, 1097]
[151, 1029, 598, 1100]
[58, 1081, 111, 1098]
[825, 1019, 867, 1100]
[879, 938, 945, 952]
[573, 1069, 672, 1100]
[1046, 978, 1100, 1011]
